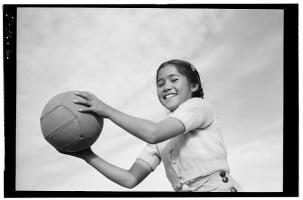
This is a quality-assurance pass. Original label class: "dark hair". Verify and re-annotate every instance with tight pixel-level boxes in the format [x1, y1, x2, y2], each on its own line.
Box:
[156, 59, 204, 98]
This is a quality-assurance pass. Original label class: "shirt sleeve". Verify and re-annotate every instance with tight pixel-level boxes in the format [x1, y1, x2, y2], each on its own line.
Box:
[136, 143, 161, 171]
[169, 98, 214, 133]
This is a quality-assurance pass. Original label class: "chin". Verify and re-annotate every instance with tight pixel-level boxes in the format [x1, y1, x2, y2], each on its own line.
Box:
[160, 98, 181, 112]
[165, 103, 179, 112]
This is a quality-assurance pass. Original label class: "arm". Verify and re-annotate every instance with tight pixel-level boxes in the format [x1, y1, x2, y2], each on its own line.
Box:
[59, 148, 152, 189]
[74, 91, 185, 144]
[106, 107, 185, 143]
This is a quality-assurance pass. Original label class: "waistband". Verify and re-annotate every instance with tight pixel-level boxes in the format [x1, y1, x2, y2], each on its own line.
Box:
[176, 170, 240, 192]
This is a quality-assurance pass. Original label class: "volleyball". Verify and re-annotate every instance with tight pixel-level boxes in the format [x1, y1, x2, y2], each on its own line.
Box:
[40, 91, 103, 152]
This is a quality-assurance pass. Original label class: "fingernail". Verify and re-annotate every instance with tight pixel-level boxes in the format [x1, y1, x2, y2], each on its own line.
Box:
[78, 109, 83, 111]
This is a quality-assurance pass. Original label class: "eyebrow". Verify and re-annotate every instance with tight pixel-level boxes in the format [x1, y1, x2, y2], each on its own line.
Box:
[157, 74, 180, 82]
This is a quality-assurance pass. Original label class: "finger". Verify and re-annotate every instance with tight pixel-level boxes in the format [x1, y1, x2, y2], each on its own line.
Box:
[57, 149, 68, 155]
[77, 108, 94, 113]
[73, 99, 91, 107]
[56, 149, 64, 153]
[74, 91, 89, 99]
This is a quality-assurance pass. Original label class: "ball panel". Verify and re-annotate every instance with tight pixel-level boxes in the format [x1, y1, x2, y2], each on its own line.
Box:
[40, 106, 76, 138]
[78, 115, 103, 138]
[41, 92, 67, 117]
[64, 136, 96, 152]
[46, 118, 82, 151]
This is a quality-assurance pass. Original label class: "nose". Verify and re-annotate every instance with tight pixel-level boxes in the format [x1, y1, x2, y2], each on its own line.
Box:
[163, 83, 173, 92]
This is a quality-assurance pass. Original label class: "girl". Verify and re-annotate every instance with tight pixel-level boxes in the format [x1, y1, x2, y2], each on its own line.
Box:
[59, 59, 243, 192]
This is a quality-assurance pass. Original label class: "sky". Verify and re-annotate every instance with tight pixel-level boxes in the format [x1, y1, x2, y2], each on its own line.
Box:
[14, 7, 284, 192]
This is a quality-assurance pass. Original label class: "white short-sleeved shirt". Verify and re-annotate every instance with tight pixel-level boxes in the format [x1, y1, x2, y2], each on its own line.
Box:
[137, 98, 230, 190]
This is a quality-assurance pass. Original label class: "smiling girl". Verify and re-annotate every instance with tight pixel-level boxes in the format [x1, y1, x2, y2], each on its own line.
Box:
[59, 59, 243, 192]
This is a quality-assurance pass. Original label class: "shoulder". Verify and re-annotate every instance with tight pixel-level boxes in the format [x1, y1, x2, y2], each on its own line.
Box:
[169, 98, 216, 132]
[177, 98, 212, 111]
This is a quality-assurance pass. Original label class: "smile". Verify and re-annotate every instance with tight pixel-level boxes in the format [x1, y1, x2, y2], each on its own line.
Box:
[163, 93, 177, 99]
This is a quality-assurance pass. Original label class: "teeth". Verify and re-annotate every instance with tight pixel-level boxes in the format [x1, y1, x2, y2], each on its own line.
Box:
[164, 94, 176, 99]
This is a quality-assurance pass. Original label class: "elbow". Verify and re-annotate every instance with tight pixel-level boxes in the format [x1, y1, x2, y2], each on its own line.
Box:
[145, 128, 161, 144]
[125, 182, 137, 189]
[123, 176, 139, 189]
[146, 137, 159, 144]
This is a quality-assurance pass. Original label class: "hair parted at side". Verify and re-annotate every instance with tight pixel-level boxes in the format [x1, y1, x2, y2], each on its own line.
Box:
[156, 59, 204, 99]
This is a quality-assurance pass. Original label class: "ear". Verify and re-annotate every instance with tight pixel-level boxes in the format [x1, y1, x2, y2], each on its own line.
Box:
[191, 84, 199, 92]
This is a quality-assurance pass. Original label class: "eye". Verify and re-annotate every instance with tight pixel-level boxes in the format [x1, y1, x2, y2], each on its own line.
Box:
[157, 82, 164, 87]
[171, 78, 178, 82]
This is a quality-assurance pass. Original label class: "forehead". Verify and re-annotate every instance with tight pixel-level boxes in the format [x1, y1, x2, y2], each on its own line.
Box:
[157, 65, 181, 80]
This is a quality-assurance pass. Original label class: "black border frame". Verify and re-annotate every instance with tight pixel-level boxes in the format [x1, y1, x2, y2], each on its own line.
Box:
[3, 4, 299, 198]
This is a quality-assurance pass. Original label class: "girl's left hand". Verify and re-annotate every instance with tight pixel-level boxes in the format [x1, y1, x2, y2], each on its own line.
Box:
[57, 147, 94, 160]
[73, 91, 111, 118]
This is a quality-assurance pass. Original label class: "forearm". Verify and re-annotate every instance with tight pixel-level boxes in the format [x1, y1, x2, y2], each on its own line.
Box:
[106, 107, 158, 143]
[73, 91, 161, 143]
[82, 151, 138, 189]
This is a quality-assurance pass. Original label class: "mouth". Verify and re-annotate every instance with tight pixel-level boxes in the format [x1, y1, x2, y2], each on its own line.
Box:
[163, 93, 177, 100]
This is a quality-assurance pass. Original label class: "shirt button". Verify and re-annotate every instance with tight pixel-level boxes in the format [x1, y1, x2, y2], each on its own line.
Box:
[220, 171, 226, 177]
[222, 176, 229, 183]
[231, 187, 238, 192]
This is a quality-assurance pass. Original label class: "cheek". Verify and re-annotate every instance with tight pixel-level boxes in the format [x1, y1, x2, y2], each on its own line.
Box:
[182, 85, 194, 98]
[157, 89, 163, 101]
